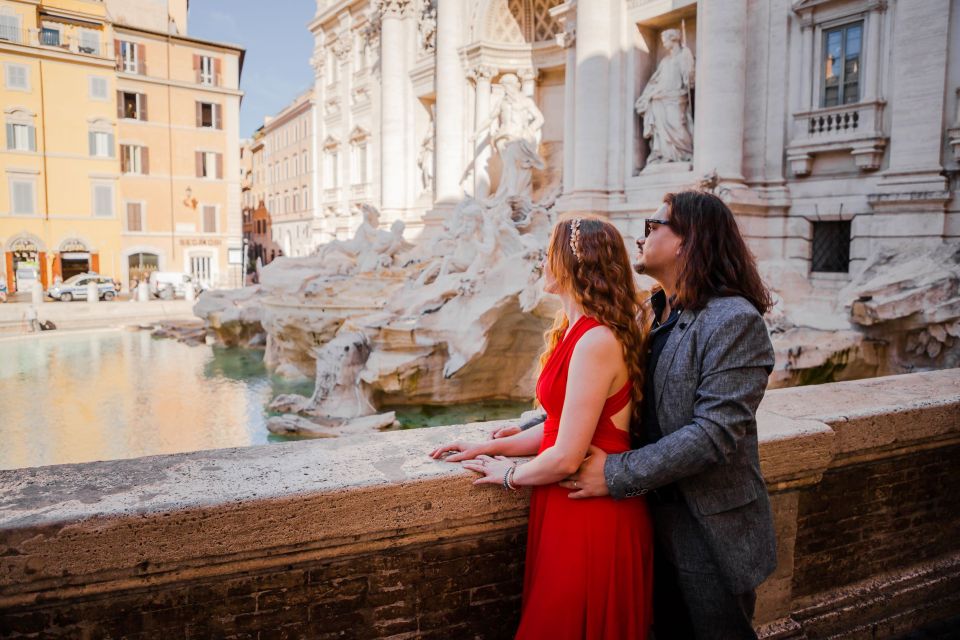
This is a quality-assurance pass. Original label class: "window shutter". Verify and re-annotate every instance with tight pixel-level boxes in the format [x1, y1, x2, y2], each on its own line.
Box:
[139, 93, 148, 120]
[136, 44, 146, 73]
[27, 125, 36, 152]
[5, 123, 13, 150]
[114, 39, 121, 69]
[213, 57, 222, 86]
[88, 131, 96, 156]
[120, 145, 128, 172]
[214, 103, 222, 130]
[107, 133, 115, 157]
[117, 90, 124, 118]
[195, 101, 201, 127]
[142, 147, 149, 175]
[203, 205, 216, 232]
[196, 151, 203, 177]
[193, 54, 200, 83]
[216, 153, 223, 179]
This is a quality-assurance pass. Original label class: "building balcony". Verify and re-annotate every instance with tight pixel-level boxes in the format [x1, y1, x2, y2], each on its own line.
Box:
[786, 100, 887, 176]
[0, 27, 111, 60]
[349, 183, 371, 199]
[323, 186, 342, 202]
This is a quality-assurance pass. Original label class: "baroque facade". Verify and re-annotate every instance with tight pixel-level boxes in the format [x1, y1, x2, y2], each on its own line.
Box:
[0, 0, 244, 293]
[308, 0, 960, 318]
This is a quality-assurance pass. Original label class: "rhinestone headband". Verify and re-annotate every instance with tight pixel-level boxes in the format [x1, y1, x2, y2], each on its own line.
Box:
[569, 218, 582, 263]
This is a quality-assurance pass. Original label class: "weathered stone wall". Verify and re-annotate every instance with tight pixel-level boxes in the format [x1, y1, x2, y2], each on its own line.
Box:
[1, 370, 958, 639]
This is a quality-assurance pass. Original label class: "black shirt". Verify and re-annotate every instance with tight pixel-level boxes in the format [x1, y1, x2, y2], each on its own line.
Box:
[641, 289, 682, 447]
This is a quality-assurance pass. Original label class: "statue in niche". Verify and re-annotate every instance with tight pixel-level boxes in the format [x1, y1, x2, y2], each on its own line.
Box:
[472, 73, 545, 203]
[635, 28, 695, 165]
[418, 117, 435, 195]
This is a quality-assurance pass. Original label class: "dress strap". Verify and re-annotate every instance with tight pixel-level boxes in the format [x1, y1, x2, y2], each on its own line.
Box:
[600, 379, 633, 418]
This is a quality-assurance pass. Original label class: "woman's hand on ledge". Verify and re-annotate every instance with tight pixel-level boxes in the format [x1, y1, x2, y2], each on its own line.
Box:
[429, 440, 492, 462]
[491, 425, 522, 439]
[461, 455, 515, 486]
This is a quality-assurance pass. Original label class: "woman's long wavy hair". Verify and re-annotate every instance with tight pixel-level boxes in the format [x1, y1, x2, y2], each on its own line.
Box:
[539, 217, 649, 426]
[664, 191, 773, 314]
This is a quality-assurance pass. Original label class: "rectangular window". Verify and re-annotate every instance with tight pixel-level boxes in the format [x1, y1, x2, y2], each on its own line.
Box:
[190, 255, 211, 284]
[120, 144, 148, 174]
[811, 221, 851, 273]
[5, 123, 36, 152]
[302, 150, 308, 173]
[120, 41, 141, 74]
[202, 205, 217, 233]
[10, 179, 35, 214]
[89, 76, 108, 100]
[196, 102, 221, 129]
[126, 202, 143, 231]
[78, 29, 100, 55]
[199, 55, 215, 85]
[119, 91, 147, 120]
[327, 151, 339, 187]
[4, 63, 28, 90]
[0, 13, 21, 43]
[198, 151, 222, 179]
[40, 27, 60, 47]
[822, 22, 863, 108]
[92, 184, 114, 217]
[88, 130, 114, 158]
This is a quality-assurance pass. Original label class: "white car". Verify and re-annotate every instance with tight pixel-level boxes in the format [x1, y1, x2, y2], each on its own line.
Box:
[47, 273, 117, 302]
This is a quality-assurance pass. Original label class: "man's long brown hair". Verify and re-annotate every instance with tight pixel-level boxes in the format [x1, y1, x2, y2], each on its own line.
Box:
[664, 191, 773, 314]
[539, 217, 649, 426]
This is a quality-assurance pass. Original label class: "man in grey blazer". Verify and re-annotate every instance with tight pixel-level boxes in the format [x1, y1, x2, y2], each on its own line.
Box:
[556, 190, 777, 638]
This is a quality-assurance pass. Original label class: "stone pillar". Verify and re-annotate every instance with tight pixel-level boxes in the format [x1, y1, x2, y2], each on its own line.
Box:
[571, 0, 611, 199]
[470, 64, 497, 199]
[518, 67, 537, 98]
[693, 0, 747, 184]
[862, 6, 884, 102]
[433, 0, 465, 205]
[556, 13, 577, 196]
[798, 18, 814, 109]
[379, 0, 410, 219]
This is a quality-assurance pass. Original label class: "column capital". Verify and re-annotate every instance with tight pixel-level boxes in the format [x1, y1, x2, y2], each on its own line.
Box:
[379, 0, 412, 20]
[467, 64, 498, 84]
[517, 67, 538, 83]
[331, 35, 352, 60]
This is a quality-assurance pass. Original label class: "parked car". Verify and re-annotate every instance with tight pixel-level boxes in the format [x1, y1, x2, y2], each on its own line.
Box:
[47, 273, 117, 302]
[0, 281, 7, 303]
[148, 271, 203, 299]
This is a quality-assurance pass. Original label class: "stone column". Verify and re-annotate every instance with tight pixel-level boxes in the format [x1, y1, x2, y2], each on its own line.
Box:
[862, 5, 884, 102]
[379, 0, 410, 218]
[518, 67, 537, 98]
[693, 0, 747, 184]
[798, 18, 814, 109]
[470, 64, 497, 199]
[433, 0, 465, 205]
[557, 21, 577, 193]
[571, 0, 611, 198]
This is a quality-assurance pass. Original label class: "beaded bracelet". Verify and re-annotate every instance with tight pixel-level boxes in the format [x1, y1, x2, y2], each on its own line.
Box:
[503, 465, 518, 491]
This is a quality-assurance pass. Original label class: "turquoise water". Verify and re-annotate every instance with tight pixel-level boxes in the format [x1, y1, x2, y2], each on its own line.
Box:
[0, 330, 530, 470]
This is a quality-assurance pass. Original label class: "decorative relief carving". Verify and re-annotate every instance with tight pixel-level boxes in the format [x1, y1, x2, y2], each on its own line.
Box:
[418, 0, 437, 53]
[379, 0, 412, 19]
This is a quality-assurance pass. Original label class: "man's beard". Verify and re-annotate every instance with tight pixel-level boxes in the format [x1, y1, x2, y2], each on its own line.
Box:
[633, 260, 645, 275]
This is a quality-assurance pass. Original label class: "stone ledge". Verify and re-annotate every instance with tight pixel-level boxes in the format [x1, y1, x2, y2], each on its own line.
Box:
[0, 370, 957, 612]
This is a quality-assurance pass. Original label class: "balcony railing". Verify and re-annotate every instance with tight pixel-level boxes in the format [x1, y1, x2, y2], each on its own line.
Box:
[0, 27, 112, 59]
[786, 100, 887, 175]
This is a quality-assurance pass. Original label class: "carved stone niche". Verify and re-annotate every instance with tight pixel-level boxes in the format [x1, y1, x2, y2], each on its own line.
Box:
[948, 87, 960, 162]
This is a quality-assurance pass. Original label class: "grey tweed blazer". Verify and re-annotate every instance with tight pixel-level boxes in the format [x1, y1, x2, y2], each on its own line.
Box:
[604, 295, 777, 594]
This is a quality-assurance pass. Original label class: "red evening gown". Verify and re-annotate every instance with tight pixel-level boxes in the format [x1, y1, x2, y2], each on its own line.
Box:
[515, 316, 654, 640]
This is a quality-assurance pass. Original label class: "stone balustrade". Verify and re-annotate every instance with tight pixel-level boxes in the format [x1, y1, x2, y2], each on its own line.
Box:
[786, 100, 887, 175]
[1, 369, 958, 638]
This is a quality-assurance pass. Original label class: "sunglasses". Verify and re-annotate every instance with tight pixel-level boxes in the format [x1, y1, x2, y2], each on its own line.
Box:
[643, 218, 670, 238]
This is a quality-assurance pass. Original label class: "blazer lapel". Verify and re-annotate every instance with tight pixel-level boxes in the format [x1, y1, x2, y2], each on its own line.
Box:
[654, 307, 698, 417]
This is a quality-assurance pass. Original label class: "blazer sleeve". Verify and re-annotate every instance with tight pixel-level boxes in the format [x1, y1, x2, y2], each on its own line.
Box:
[604, 308, 774, 499]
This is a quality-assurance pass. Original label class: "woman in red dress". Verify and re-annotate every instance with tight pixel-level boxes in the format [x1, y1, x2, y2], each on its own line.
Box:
[430, 217, 653, 639]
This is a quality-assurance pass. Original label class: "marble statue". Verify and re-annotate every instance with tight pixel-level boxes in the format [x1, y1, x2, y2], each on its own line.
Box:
[418, 120, 435, 195]
[473, 73, 546, 203]
[635, 28, 695, 165]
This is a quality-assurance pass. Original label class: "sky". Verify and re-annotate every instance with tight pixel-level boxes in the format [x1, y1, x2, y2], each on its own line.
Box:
[188, 0, 316, 139]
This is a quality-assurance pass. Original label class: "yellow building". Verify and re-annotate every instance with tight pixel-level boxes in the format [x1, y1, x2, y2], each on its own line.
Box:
[0, 0, 245, 293]
[0, 0, 121, 293]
